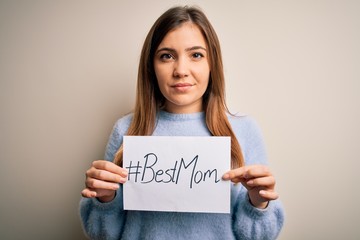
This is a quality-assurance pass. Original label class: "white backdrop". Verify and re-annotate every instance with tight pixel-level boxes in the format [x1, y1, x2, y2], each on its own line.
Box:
[1, 1, 359, 239]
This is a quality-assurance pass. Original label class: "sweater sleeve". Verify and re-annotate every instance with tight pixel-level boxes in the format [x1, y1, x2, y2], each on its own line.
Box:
[79, 115, 132, 239]
[231, 186, 284, 240]
[79, 187, 126, 240]
[230, 116, 285, 239]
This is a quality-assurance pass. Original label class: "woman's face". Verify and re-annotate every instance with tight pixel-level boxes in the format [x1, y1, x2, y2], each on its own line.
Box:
[154, 22, 210, 113]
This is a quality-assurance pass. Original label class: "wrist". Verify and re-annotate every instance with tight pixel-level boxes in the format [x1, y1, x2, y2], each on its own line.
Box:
[248, 193, 269, 209]
[250, 200, 269, 209]
[97, 191, 116, 203]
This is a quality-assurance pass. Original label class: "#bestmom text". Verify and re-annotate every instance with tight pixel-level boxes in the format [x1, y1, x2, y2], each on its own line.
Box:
[125, 153, 221, 189]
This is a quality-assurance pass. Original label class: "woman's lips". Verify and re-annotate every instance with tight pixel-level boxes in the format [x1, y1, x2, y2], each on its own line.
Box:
[172, 83, 193, 92]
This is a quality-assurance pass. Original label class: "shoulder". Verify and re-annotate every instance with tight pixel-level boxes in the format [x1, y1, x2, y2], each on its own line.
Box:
[104, 113, 134, 161]
[227, 112, 268, 165]
[227, 112, 263, 138]
[107, 112, 134, 147]
[112, 112, 134, 136]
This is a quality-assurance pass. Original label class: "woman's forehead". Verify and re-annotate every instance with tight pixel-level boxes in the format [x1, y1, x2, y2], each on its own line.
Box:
[157, 22, 207, 49]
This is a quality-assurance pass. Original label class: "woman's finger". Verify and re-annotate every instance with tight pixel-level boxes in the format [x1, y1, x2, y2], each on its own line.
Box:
[81, 188, 97, 198]
[259, 190, 279, 201]
[222, 166, 247, 180]
[85, 177, 120, 190]
[92, 160, 128, 177]
[81, 187, 116, 201]
[243, 165, 271, 179]
[87, 168, 127, 184]
[246, 176, 276, 188]
[223, 165, 271, 181]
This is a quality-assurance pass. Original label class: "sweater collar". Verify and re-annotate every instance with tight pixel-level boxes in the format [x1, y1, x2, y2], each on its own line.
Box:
[158, 110, 205, 121]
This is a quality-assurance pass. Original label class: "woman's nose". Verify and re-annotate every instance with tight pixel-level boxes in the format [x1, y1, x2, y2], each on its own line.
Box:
[173, 57, 189, 78]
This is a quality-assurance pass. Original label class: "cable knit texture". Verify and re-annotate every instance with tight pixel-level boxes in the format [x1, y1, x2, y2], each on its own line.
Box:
[79, 111, 285, 240]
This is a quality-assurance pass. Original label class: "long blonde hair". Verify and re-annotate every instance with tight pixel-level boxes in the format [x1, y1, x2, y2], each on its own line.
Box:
[114, 6, 244, 169]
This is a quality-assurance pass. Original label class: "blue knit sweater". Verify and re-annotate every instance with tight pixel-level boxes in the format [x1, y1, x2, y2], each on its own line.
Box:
[79, 111, 285, 240]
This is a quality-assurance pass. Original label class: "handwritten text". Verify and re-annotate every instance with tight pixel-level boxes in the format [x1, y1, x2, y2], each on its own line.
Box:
[125, 153, 220, 189]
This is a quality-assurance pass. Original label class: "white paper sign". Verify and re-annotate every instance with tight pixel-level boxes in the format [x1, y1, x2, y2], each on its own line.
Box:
[123, 136, 231, 213]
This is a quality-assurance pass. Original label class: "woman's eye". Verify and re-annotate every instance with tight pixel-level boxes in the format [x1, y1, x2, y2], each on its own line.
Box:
[160, 53, 173, 60]
[192, 52, 204, 59]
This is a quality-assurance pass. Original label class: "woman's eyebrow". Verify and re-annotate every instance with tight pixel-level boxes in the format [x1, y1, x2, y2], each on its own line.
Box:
[156, 46, 207, 54]
[156, 47, 176, 54]
[185, 46, 207, 52]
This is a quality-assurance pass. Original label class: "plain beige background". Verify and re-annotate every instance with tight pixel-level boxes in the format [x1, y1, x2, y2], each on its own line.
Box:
[1, 0, 359, 239]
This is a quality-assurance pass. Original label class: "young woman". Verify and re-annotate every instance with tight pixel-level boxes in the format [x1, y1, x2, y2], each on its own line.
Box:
[80, 6, 284, 240]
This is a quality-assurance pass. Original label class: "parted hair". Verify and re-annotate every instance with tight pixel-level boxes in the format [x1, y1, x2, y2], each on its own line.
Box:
[114, 5, 244, 168]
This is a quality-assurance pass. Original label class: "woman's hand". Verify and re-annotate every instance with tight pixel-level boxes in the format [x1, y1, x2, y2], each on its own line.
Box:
[81, 160, 128, 203]
[222, 165, 278, 209]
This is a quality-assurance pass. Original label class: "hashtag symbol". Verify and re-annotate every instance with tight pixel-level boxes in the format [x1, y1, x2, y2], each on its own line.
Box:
[125, 161, 142, 182]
